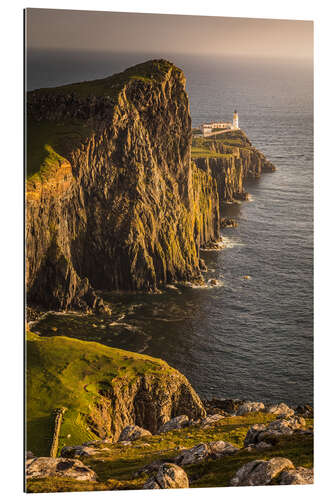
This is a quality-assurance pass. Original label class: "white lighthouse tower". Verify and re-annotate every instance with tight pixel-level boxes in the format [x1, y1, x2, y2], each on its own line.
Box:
[233, 110, 239, 130]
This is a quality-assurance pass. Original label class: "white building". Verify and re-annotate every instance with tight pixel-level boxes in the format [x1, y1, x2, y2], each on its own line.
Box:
[200, 111, 239, 136]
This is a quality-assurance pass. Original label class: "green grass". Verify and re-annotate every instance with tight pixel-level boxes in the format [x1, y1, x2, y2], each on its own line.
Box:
[26, 331, 174, 456]
[187, 434, 313, 488]
[191, 146, 233, 159]
[26, 59, 180, 181]
[26, 118, 94, 181]
[26, 412, 313, 492]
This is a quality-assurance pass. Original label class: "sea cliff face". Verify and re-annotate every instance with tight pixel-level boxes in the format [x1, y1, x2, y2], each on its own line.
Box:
[26, 59, 274, 313]
[192, 133, 275, 208]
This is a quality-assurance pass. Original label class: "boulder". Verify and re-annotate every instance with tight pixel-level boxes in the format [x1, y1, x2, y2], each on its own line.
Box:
[221, 217, 238, 228]
[134, 460, 167, 478]
[279, 466, 314, 485]
[118, 425, 152, 442]
[244, 416, 306, 447]
[204, 398, 245, 414]
[25, 457, 97, 481]
[230, 457, 294, 486]
[295, 405, 313, 418]
[26, 450, 34, 460]
[176, 440, 239, 466]
[201, 414, 224, 427]
[208, 440, 239, 458]
[176, 443, 210, 466]
[158, 415, 189, 434]
[236, 401, 265, 416]
[143, 463, 189, 489]
[61, 445, 98, 458]
[266, 402, 294, 418]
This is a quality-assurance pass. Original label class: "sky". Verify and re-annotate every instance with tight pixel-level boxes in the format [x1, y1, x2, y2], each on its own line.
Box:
[26, 8, 313, 61]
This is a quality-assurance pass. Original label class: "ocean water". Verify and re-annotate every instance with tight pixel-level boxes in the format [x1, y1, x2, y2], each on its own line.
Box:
[27, 51, 313, 406]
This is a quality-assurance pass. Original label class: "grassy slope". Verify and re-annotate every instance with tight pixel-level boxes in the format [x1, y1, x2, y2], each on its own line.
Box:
[27, 412, 313, 493]
[26, 60, 179, 181]
[191, 129, 252, 159]
[26, 331, 173, 457]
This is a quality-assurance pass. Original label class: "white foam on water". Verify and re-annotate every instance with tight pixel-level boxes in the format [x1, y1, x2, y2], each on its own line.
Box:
[220, 235, 245, 249]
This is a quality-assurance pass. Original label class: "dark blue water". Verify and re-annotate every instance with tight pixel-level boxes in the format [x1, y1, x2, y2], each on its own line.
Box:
[28, 51, 313, 406]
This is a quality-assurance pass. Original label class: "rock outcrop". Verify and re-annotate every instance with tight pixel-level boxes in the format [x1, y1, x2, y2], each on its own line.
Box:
[143, 463, 189, 489]
[176, 440, 239, 466]
[265, 402, 294, 418]
[279, 467, 314, 485]
[244, 416, 307, 447]
[201, 414, 224, 427]
[230, 457, 294, 486]
[61, 445, 100, 458]
[158, 415, 189, 434]
[236, 401, 265, 416]
[26, 457, 97, 481]
[118, 425, 152, 442]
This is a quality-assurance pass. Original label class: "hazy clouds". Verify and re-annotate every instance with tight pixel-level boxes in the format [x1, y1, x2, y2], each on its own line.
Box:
[26, 9, 313, 61]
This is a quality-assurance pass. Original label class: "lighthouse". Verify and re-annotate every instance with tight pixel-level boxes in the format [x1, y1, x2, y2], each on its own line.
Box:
[233, 110, 239, 130]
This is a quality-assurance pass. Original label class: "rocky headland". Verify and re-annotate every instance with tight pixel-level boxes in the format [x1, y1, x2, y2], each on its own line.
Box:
[26, 59, 275, 315]
[25, 60, 313, 493]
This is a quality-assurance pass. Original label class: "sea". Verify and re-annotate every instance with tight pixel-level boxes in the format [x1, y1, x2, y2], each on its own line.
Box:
[27, 50, 313, 406]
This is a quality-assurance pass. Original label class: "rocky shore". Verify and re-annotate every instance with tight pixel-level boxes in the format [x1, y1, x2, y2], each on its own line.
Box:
[26, 394, 313, 492]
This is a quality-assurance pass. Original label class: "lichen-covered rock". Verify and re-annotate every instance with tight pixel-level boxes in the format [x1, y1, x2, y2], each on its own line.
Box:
[279, 467, 314, 485]
[236, 401, 265, 416]
[158, 415, 189, 434]
[25, 457, 97, 481]
[118, 425, 152, 442]
[244, 416, 306, 447]
[230, 457, 294, 486]
[266, 402, 294, 418]
[201, 414, 224, 427]
[208, 440, 239, 458]
[143, 463, 189, 489]
[176, 443, 210, 466]
[176, 440, 239, 466]
[60, 445, 99, 458]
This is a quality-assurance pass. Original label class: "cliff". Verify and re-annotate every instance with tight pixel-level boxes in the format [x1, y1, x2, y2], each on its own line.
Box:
[26, 59, 274, 313]
[26, 331, 206, 456]
[26, 60, 221, 312]
[192, 130, 275, 209]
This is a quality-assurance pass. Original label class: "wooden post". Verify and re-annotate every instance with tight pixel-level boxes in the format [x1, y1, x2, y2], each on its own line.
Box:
[50, 407, 67, 458]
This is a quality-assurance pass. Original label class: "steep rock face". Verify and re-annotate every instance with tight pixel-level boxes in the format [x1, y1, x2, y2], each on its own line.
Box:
[192, 133, 275, 207]
[97, 371, 206, 439]
[26, 60, 274, 312]
[26, 60, 216, 311]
